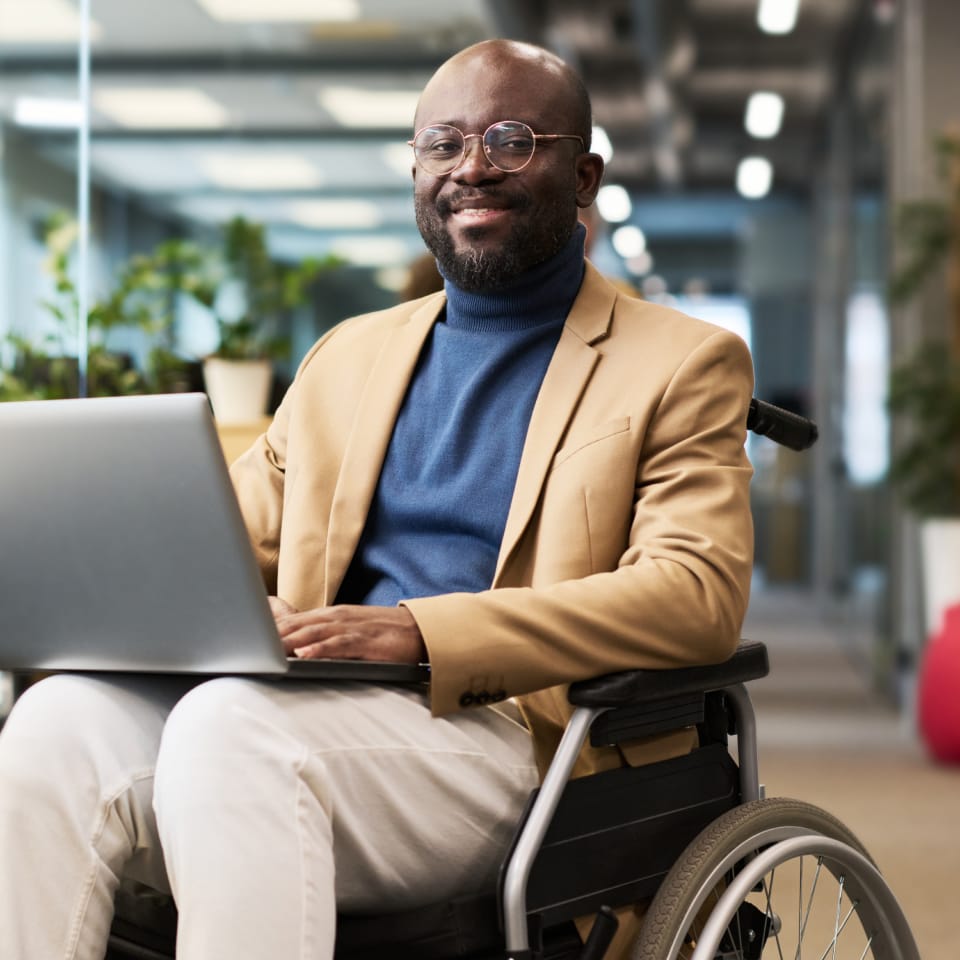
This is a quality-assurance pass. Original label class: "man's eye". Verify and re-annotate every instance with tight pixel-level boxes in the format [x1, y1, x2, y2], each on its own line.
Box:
[498, 137, 534, 153]
[425, 140, 460, 156]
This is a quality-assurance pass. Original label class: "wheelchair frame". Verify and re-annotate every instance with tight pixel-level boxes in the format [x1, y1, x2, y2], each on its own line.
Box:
[105, 640, 919, 960]
[98, 400, 917, 959]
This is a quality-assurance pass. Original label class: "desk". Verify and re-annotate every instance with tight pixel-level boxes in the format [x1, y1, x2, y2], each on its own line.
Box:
[216, 417, 272, 466]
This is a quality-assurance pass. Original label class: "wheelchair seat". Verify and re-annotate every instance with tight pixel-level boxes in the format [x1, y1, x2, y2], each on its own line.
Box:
[108, 642, 774, 960]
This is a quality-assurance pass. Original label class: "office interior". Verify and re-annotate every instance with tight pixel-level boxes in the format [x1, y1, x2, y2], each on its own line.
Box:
[0, 1, 958, 954]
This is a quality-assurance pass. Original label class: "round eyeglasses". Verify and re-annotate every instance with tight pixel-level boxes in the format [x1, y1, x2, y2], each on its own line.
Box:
[408, 120, 585, 176]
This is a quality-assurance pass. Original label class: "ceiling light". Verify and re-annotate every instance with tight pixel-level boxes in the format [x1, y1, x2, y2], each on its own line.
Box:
[285, 200, 382, 230]
[0, 0, 101, 43]
[196, 0, 359, 22]
[612, 225, 647, 259]
[757, 0, 801, 35]
[736, 156, 773, 198]
[591, 126, 614, 163]
[94, 88, 229, 129]
[200, 153, 323, 190]
[595, 185, 632, 223]
[13, 96, 82, 129]
[745, 92, 784, 138]
[318, 87, 420, 129]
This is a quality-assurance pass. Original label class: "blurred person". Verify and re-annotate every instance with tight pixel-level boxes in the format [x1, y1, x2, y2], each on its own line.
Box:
[579, 201, 642, 296]
[400, 250, 444, 301]
[0, 38, 753, 960]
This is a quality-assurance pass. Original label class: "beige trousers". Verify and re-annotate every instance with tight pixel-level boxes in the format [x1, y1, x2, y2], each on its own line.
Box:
[0, 673, 538, 960]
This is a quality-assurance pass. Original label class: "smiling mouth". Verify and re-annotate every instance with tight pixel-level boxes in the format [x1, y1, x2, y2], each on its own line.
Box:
[452, 207, 510, 219]
[438, 189, 522, 220]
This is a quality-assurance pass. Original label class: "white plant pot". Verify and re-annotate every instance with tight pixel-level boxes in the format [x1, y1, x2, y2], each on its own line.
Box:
[202, 357, 273, 425]
[920, 517, 960, 637]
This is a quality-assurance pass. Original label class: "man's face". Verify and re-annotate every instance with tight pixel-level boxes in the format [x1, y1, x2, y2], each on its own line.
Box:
[412, 52, 598, 292]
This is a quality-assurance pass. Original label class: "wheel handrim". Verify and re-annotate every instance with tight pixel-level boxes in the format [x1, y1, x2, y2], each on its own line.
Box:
[664, 831, 918, 960]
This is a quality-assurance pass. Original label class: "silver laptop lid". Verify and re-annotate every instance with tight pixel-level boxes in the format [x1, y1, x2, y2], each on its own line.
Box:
[0, 393, 289, 674]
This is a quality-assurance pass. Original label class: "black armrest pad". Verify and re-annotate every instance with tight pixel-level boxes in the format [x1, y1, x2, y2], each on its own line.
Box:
[567, 640, 769, 708]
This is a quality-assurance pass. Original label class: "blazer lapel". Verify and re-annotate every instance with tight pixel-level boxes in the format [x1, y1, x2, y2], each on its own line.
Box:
[323, 296, 443, 602]
[493, 264, 617, 581]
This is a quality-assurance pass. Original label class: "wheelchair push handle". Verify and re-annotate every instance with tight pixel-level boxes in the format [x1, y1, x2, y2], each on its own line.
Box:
[747, 397, 818, 451]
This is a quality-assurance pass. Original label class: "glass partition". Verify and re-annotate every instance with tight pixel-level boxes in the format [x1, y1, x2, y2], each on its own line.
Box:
[0, 0, 84, 716]
[28, 1, 497, 424]
[0, 0, 83, 400]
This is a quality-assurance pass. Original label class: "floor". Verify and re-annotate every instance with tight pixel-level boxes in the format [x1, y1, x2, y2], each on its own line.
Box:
[743, 587, 959, 960]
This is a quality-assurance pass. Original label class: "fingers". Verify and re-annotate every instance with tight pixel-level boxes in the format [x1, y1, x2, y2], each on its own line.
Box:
[268, 596, 299, 620]
[275, 606, 351, 649]
[288, 633, 367, 661]
[275, 605, 426, 664]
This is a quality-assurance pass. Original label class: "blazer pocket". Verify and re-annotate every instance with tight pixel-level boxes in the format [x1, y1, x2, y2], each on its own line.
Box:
[550, 416, 631, 471]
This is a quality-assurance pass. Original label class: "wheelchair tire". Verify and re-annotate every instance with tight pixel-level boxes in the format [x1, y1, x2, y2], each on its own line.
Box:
[632, 797, 920, 960]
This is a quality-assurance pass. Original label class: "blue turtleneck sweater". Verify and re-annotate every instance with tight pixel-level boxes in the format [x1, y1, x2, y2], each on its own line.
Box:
[336, 225, 586, 607]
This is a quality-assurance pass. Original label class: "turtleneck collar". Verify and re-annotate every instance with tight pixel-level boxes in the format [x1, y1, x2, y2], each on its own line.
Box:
[439, 223, 587, 333]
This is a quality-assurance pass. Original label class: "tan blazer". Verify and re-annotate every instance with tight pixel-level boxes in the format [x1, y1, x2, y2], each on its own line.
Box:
[230, 262, 755, 781]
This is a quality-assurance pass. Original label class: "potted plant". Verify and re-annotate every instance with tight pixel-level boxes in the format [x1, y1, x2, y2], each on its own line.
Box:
[0, 214, 196, 402]
[888, 131, 960, 636]
[0, 213, 341, 420]
[200, 216, 340, 424]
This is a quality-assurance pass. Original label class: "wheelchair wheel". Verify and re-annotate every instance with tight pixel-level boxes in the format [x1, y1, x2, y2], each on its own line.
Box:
[633, 797, 919, 960]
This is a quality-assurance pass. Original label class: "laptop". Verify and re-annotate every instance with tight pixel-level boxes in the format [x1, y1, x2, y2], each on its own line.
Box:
[0, 393, 429, 685]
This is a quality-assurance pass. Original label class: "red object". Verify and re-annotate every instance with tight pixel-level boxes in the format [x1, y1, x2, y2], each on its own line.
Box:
[918, 602, 960, 764]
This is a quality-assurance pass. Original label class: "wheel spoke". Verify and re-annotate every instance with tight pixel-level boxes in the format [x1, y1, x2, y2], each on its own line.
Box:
[734, 884, 746, 958]
[762, 868, 786, 960]
[832, 875, 844, 960]
[815, 900, 860, 960]
[797, 857, 803, 960]
[795, 857, 824, 960]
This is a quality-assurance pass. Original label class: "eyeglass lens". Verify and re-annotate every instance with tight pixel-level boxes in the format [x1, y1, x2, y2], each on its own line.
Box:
[413, 122, 537, 174]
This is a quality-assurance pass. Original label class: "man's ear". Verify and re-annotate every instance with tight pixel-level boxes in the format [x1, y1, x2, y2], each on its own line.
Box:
[575, 153, 605, 208]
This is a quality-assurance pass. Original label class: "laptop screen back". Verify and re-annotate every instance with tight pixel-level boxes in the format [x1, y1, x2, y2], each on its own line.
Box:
[0, 393, 288, 674]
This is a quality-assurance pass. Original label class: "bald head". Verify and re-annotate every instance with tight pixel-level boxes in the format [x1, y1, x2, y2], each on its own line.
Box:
[410, 39, 603, 292]
[415, 40, 592, 149]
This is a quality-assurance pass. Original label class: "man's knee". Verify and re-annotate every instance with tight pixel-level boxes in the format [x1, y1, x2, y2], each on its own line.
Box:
[0, 675, 157, 832]
[1, 675, 118, 777]
[157, 677, 274, 756]
[154, 679, 302, 802]
[153, 678, 327, 843]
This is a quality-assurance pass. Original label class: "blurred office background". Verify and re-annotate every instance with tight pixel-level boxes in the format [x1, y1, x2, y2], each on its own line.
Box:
[1, 1, 958, 950]
[0, 0, 953, 728]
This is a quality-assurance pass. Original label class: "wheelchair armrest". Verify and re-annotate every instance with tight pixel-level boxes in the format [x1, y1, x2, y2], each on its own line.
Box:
[567, 640, 769, 708]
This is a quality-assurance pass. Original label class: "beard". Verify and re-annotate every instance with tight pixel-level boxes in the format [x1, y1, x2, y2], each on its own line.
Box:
[415, 188, 577, 293]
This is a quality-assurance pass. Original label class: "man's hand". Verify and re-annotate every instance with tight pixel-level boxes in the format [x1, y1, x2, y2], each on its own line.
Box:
[269, 599, 427, 664]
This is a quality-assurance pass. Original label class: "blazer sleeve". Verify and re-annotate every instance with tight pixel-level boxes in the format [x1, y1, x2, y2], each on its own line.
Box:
[404, 327, 756, 717]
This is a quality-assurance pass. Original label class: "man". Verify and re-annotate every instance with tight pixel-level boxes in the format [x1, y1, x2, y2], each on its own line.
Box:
[0, 39, 754, 960]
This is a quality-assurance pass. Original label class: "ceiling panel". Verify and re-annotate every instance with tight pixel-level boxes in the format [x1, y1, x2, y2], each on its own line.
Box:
[1, 0, 892, 270]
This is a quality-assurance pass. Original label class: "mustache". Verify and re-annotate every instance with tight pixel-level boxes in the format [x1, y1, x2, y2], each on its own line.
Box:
[435, 189, 531, 217]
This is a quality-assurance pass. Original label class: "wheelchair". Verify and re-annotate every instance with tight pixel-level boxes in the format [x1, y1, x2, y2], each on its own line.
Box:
[101, 400, 919, 960]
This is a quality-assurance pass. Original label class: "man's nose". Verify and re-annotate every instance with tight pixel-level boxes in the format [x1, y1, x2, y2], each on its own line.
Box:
[452, 135, 505, 182]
